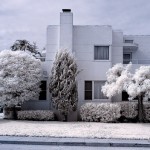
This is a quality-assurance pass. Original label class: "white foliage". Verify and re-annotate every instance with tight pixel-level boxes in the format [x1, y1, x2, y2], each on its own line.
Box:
[126, 66, 150, 100]
[17, 110, 55, 121]
[80, 103, 121, 122]
[0, 50, 42, 107]
[102, 63, 150, 112]
[102, 63, 132, 98]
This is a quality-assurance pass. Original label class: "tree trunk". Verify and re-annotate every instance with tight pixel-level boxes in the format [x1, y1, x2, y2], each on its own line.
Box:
[138, 95, 145, 122]
[63, 114, 68, 122]
[3, 106, 17, 120]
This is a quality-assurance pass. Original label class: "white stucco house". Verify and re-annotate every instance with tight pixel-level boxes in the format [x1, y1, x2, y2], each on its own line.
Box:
[23, 9, 150, 120]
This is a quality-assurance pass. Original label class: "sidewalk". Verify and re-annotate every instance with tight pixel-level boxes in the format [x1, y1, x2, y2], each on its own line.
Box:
[0, 136, 150, 147]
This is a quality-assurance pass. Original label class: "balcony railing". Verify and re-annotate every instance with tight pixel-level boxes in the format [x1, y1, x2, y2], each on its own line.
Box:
[123, 43, 138, 51]
[123, 59, 150, 64]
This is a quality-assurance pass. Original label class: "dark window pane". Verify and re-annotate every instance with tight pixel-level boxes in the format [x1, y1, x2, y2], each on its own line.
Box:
[39, 81, 47, 100]
[85, 81, 92, 90]
[123, 53, 132, 64]
[39, 91, 46, 100]
[125, 40, 133, 43]
[40, 81, 47, 90]
[85, 81, 92, 100]
[85, 91, 92, 100]
[122, 91, 129, 101]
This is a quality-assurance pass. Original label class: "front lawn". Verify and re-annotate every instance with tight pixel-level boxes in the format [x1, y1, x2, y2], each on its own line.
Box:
[0, 117, 149, 139]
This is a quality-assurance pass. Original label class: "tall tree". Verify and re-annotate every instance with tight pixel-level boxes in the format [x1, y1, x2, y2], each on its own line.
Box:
[102, 63, 150, 122]
[0, 50, 42, 118]
[49, 50, 79, 121]
[10, 40, 42, 57]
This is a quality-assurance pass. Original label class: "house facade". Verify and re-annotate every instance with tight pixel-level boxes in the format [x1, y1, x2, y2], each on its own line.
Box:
[22, 9, 150, 120]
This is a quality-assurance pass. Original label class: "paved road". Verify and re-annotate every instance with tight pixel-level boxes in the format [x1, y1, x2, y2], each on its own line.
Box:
[0, 144, 150, 150]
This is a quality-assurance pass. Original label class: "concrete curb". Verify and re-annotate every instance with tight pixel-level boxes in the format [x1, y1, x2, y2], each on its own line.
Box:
[0, 138, 150, 147]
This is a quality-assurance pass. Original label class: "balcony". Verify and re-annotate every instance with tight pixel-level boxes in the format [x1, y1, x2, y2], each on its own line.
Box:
[123, 59, 150, 64]
[123, 43, 138, 51]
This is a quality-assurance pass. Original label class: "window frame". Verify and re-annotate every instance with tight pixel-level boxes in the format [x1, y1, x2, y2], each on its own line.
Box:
[94, 45, 110, 61]
[84, 81, 92, 100]
[84, 80, 108, 101]
[39, 80, 47, 100]
[123, 52, 132, 64]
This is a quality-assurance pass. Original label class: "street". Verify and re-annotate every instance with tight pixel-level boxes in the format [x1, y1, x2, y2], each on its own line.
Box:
[0, 144, 150, 150]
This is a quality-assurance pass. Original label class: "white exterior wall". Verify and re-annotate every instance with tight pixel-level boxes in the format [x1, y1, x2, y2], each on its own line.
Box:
[73, 25, 113, 106]
[112, 30, 123, 65]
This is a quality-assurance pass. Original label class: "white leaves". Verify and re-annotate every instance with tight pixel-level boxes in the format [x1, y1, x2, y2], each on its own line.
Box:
[0, 50, 42, 107]
[102, 63, 131, 98]
[102, 63, 150, 101]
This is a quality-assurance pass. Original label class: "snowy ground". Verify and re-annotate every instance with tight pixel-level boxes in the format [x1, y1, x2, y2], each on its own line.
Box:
[0, 114, 150, 140]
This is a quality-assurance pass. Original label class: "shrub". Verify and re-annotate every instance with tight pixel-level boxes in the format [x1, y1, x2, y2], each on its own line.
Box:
[118, 102, 138, 119]
[80, 103, 121, 122]
[17, 110, 55, 121]
[144, 103, 150, 121]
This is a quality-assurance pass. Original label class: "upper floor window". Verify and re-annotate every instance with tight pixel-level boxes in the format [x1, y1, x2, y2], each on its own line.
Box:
[94, 46, 109, 60]
[123, 52, 132, 64]
[125, 40, 133, 43]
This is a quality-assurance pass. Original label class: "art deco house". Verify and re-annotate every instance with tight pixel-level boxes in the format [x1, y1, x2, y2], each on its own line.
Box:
[23, 9, 150, 120]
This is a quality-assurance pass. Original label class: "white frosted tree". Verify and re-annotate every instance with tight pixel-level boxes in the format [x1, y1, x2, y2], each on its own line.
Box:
[0, 50, 42, 110]
[102, 63, 132, 98]
[126, 66, 150, 122]
[49, 50, 78, 121]
[102, 63, 150, 122]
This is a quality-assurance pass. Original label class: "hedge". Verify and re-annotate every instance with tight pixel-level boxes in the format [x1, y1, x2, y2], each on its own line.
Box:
[80, 103, 121, 122]
[17, 110, 55, 121]
[80, 102, 150, 122]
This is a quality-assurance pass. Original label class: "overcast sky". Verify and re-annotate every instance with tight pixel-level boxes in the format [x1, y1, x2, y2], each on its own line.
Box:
[1, 0, 150, 50]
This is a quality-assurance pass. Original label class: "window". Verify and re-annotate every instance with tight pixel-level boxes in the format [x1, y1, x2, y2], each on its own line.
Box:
[85, 81, 107, 100]
[123, 53, 132, 64]
[39, 81, 47, 100]
[85, 81, 92, 100]
[94, 46, 109, 60]
[122, 91, 138, 101]
[94, 81, 107, 99]
[125, 40, 133, 43]
[122, 91, 129, 101]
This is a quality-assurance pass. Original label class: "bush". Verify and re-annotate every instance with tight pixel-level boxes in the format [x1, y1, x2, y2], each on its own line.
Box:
[17, 110, 55, 121]
[80, 103, 121, 122]
[144, 103, 150, 121]
[118, 102, 138, 119]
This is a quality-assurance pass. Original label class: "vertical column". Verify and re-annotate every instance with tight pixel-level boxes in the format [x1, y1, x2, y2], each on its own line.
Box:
[60, 9, 73, 51]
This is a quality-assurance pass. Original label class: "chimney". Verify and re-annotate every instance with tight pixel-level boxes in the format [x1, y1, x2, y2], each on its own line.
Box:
[59, 9, 73, 51]
[62, 9, 71, 12]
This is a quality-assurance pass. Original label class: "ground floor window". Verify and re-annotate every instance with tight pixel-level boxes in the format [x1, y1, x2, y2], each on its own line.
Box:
[122, 91, 129, 101]
[122, 91, 138, 101]
[39, 81, 47, 100]
[85, 81, 107, 100]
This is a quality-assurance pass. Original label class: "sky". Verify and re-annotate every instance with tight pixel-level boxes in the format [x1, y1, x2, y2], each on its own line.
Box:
[0, 0, 150, 51]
